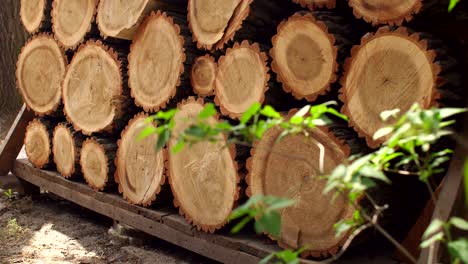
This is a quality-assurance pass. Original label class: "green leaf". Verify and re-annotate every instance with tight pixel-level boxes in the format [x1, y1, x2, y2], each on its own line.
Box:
[334, 220, 353, 237]
[359, 166, 391, 183]
[155, 129, 170, 151]
[256, 211, 281, 237]
[215, 122, 232, 131]
[439, 107, 467, 119]
[465, 159, 468, 207]
[198, 103, 216, 120]
[380, 109, 400, 121]
[450, 217, 468, 231]
[423, 219, 444, 239]
[260, 105, 281, 118]
[449, 0, 460, 12]
[259, 253, 275, 264]
[241, 103, 261, 124]
[294, 105, 311, 118]
[156, 109, 177, 121]
[267, 198, 295, 212]
[185, 126, 205, 138]
[172, 140, 185, 154]
[137, 125, 157, 141]
[447, 239, 468, 263]
[289, 116, 303, 125]
[420, 231, 444, 248]
[231, 216, 253, 234]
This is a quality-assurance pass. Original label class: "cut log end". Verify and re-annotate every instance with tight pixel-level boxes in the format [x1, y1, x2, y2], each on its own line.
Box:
[25, 119, 52, 169]
[271, 12, 338, 102]
[191, 55, 217, 97]
[348, 0, 423, 26]
[62, 40, 123, 135]
[52, 123, 78, 178]
[97, 0, 153, 39]
[215, 41, 269, 119]
[52, 0, 98, 49]
[115, 113, 166, 206]
[16, 34, 66, 116]
[128, 11, 185, 112]
[81, 138, 111, 191]
[20, 0, 46, 33]
[292, 0, 336, 10]
[340, 27, 440, 148]
[247, 124, 353, 257]
[168, 97, 239, 232]
[188, 0, 252, 50]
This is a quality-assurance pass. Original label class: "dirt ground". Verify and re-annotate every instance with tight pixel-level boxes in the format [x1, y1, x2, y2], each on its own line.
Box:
[0, 193, 216, 264]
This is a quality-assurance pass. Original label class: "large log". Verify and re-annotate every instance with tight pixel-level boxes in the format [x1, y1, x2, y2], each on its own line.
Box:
[52, 123, 84, 178]
[20, 0, 50, 34]
[51, 0, 98, 49]
[81, 137, 117, 192]
[191, 55, 217, 97]
[348, 0, 422, 26]
[16, 34, 67, 116]
[128, 11, 185, 112]
[24, 118, 54, 169]
[339, 27, 441, 148]
[114, 113, 166, 206]
[62, 40, 128, 135]
[215, 41, 269, 119]
[246, 125, 354, 258]
[167, 97, 239, 233]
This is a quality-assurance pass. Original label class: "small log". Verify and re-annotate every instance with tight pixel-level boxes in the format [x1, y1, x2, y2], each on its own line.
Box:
[339, 27, 442, 148]
[81, 137, 117, 192]
[215, 41, 269, 119]
[114, 113, 166, 206]
[20, 0, 51, 34]
[167, 97, 239, 233]
[24, 118, 54, 169]
[191, 55, 217, 97]
[246, 124, 354, 258]
[96, 0, 185, 40]
[291, 0, 336, 10]
[62, 40, 128, 135]
[127, 11, 185, 112]
[51, 0, 98, 49]
[16, 34, 67, 116]
[348, 0, 422, 26]
[52, 122, 84, 178]
[270, 12, 354, 102]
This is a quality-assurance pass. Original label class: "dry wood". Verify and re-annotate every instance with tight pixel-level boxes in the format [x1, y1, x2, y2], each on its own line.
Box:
[114, 113, 166, 206]
[215, 41, 269, 119]
[291, 0, 336, 10]
[167, 97, 239, 233]
[62, 40, 127, 135]
[270, 12, 340, 102]
[339, 27, 441, 148]
[246, 124, 354, 258]
[188, 0, 252, 50]
[20, 0, 48, 34]
[81, 137, 116, 191]
[16, 34, 67, 116]
[51, 0, 98, 49]
[191, 55, 217, 97]
[52, 123, 84, 178]
[348, 0, 423, 26]
[128, 11, 185, 112]
[24, 119, 54, 169]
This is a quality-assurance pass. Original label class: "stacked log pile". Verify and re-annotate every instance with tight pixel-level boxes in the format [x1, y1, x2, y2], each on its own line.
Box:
[16, 0, 464, 260]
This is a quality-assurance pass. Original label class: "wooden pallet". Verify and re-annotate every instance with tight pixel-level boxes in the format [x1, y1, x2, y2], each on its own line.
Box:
[12, 158, 293, 264]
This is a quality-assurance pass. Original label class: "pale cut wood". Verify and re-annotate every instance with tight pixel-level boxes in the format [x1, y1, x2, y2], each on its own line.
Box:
[292, 0, 336, 10]
[16, 34, 67, 116]
[191, 55, 217, 97]
[51, 0, 98, 49]
[215, 41, 269, 119]
[168, 97, 239, 233]
[270, 12, 338, 102]
[52, 123, 83, 178]
[188, 0, 252, 50]
[20, 0, 47, 33]
[246, 125, 354, 258]
[0, 105, 34, 176]
[24, 119, 53, 169]
[115, 113, 166, 206]
[348, 0, 423, 26]
[128, 11, 185, 112]
[81, 137, 116, 191]
[339, 27, 441, 148]
[62, 40, 125, 135]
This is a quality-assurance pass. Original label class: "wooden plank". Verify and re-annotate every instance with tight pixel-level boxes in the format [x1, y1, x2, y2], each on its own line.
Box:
[12, 159, 262, 264]
[0, 105, 34, 176]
